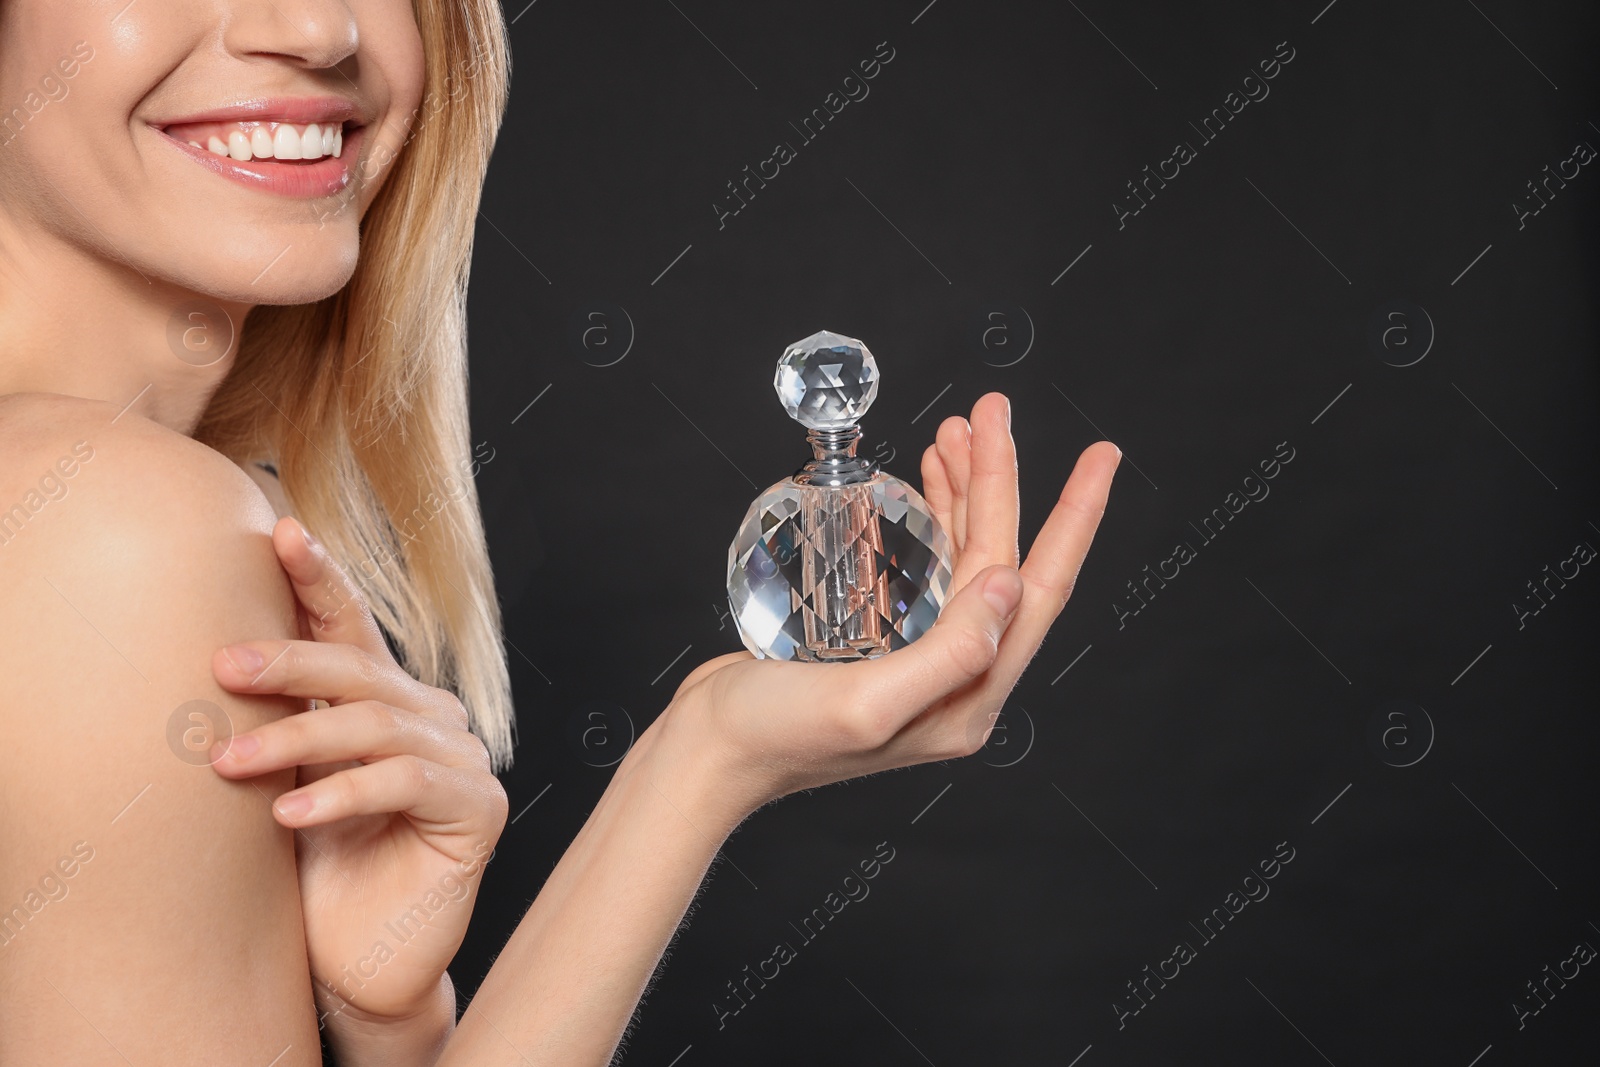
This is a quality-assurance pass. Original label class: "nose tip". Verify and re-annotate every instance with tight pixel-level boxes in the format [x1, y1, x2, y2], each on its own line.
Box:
[227, 1, 359, 70]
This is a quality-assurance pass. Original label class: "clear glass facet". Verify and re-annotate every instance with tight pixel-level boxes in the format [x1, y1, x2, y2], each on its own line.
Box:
[773, 330, 880, 431]
[726, 472, 953, 662]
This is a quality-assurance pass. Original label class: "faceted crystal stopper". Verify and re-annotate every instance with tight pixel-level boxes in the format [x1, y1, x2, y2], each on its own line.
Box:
[774, 330, 879, 430]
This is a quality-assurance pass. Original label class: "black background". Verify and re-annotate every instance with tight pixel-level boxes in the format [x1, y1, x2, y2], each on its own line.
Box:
[453, 1, 1599, 1063]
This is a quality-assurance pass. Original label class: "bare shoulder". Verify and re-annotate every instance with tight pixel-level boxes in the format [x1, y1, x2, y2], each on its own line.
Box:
[0, 393, 292, 687]
[0, 393, 320, 1063]
[0, 390, 276, 535]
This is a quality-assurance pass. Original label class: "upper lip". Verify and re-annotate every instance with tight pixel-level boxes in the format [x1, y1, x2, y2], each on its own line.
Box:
[154, 96, 364, 130]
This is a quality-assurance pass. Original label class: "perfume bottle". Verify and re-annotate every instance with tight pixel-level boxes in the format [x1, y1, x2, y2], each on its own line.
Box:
[726, 330, 954, 662]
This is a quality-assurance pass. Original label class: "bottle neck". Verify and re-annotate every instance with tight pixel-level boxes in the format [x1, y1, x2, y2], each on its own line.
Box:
[794, 425, 877, 486]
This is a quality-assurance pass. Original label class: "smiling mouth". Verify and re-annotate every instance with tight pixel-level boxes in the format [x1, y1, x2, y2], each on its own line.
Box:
[159, 119, 350, 163]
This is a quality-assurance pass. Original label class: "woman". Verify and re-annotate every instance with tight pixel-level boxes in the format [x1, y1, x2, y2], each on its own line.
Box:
[0, 1, 1119, 1063]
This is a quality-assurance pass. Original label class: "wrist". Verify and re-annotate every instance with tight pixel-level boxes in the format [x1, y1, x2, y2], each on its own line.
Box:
[321, 973, 454, 1067]
[632, 694, 768, 835]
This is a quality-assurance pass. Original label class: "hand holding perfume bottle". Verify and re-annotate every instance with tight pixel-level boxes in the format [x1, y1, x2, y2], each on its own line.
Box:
[666, 381, 1121, 812]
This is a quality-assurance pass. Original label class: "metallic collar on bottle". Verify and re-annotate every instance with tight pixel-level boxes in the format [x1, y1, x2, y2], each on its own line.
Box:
[792, 425, 878, 486]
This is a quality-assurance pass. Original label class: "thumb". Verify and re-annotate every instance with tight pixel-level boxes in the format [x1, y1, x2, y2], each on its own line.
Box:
[674, 650, 755, 699]
[855, 564, 1024, 721]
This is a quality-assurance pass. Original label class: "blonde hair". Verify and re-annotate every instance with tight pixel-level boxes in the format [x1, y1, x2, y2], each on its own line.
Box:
[196, 0, 516, 767]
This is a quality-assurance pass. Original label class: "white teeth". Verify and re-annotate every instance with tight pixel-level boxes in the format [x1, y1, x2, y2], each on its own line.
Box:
[272, 124, 303, 160]
[173, 120, 349, 163]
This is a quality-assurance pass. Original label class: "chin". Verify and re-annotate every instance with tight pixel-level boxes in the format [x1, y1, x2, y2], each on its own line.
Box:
[167, 231, 363, 308]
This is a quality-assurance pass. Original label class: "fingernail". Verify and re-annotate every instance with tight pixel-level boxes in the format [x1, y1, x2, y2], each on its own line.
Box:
[982, 568, 1023, 617]
[223, 645, 265, 673]
[275, 792, 314, 821]
[1003, 396, 1012, 429]
[226, 733, 260, 762]
[296, 518, 319, 551]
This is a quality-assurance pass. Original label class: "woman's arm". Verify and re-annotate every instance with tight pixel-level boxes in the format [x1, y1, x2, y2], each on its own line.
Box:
[208, 521, 739, 1066]
[442, 700, 747, 1064]
[0, 396, 322, 1064]
[208, 518, 510, 1067]
[439, 578, 1024, 1064]
[433, 397, 1118, 1065]
[205, 393, 1114, 1065]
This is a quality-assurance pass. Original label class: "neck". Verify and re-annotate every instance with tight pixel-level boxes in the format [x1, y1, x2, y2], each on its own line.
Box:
[0, 215, 253, 436]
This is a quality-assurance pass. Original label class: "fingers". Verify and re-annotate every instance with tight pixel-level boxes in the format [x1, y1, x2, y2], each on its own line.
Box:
[846, 564, 1024, 743]
[934, 416, 972, 552]
[863, 441, 1116, 759]
[267, 755, 502, 830]
[1001, 441, 1121, 667]
[1017, 441, 1120, 602]
[920, 444, 955, 539]
[272, 516, 391, 660]
[211, 638, 469, 730]
[958, 393, 1020, 574]
[212, 701, 488, 779]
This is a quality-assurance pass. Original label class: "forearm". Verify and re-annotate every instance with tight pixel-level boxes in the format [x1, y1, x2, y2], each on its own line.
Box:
[440, 702, 759, 1066]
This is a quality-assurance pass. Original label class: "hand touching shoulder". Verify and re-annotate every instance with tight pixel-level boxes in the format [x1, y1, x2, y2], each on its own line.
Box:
[0, 394, 321, 1065]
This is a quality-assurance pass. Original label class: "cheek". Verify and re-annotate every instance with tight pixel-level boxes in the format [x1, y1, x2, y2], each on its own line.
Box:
[391, 11, 427, 117]
[0, 1, 87, 88]
[0, 12, 156, 246]
[351, 2, 426, 213]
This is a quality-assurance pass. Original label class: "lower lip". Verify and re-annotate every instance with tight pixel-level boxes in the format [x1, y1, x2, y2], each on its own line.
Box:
[156, 125, 364, 199]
